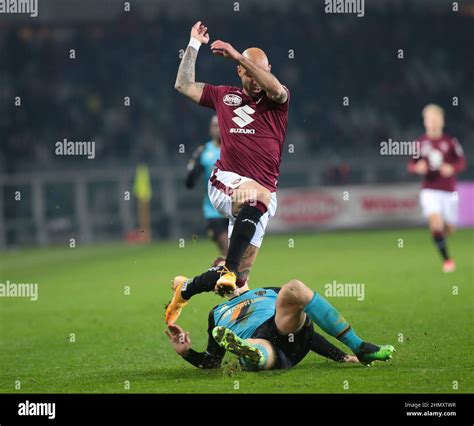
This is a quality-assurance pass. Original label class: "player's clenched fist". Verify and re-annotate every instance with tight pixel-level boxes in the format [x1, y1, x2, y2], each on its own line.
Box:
[414, 159, 428, 175]
[211, 40, 242, 61]
[190, 21, 210, 44]
[439, 163, 454, 177]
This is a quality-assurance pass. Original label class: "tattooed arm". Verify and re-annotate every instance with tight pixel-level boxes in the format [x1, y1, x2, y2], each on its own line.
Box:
[174, 21, 210, 104]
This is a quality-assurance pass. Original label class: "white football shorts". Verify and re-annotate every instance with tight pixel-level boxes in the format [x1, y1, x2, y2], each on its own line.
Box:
[208, 168, 277, 248]
[420, 188, 459, 225]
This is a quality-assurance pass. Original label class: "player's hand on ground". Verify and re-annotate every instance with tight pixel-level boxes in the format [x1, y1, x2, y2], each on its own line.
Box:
[342, 355, 359, 363]
[414, 159, 428, 175]
[165, 324, 192, 355]
[439, 163, 454, 177]
[190, 21, 210, 44]
[211, 40, 242, 61]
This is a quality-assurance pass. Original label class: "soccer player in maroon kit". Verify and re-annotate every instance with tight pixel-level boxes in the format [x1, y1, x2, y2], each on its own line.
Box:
[408, 104, 466, 273]
[166, 21, 290, 324]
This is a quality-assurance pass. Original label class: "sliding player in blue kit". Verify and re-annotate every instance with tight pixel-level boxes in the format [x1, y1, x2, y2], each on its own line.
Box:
[166, 265, 394, 371]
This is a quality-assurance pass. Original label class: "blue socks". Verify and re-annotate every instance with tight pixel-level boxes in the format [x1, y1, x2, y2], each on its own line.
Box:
[303, 293, 363, 354]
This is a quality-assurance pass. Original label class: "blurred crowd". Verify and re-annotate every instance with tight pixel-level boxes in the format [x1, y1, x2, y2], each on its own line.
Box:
[0, 1, 472, 174]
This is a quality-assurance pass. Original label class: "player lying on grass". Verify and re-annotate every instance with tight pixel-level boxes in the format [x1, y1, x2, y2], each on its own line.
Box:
[165, 275, 394, 370]
[174, 20, 290, 309]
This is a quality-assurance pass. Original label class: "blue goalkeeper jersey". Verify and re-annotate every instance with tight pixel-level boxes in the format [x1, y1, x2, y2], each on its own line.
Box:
[212, 288, 278, 339]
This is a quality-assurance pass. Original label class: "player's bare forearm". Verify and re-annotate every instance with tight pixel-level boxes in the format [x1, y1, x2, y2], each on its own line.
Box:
[238, 55, 287, 104]
[210, 39, 287, 103]
[174, 46, 205, 103]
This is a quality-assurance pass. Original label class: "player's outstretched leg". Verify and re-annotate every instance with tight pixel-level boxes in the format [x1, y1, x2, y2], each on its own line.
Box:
[215, 181, 271, 294]
[165, 253, 258, 325]
[212, 326, 275, 370]
[275, 280, 395, 366]
[165, 261, 228, 324]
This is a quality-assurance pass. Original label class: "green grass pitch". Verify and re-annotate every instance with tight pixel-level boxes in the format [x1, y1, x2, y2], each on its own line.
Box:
[1, 228, 473, 393]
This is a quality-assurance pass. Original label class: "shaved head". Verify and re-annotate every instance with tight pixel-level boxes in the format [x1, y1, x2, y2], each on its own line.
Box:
[237, 47, 271, 99]
[242, 47, 270, 71]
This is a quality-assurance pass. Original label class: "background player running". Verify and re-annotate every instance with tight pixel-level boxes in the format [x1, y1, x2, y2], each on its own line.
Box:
[171, 20, 290, 318]
[185, 115, 228, 256]
[166, 272, 394, 370]
[408, 104, 466, 272]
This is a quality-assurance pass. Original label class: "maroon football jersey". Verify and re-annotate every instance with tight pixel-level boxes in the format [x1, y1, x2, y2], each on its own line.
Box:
[199, 84, 290, 192]
[408, 134, 466, 192]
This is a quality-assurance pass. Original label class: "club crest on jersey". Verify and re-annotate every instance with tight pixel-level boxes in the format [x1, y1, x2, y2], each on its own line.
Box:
[223, 94, 242, 106]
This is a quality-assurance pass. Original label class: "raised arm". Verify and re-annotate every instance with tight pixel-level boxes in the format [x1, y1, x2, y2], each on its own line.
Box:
[210, 39, 288, 104]
[237, 53, 287, 104]
[174, 21, 210, 103]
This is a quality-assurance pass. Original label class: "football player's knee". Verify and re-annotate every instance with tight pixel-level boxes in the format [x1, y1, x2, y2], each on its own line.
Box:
[256, 188, 271, 207]
[430, 222, 444, 232]
[232, 200, 244, 216]
[282, 279, 312, 305]
[428, 214, 444, 231]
